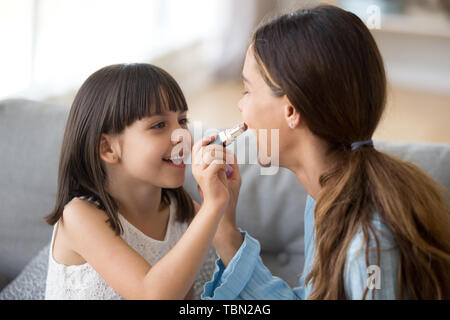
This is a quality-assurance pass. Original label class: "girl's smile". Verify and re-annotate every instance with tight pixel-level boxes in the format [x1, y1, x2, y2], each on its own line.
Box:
[103, 110, 191, 189]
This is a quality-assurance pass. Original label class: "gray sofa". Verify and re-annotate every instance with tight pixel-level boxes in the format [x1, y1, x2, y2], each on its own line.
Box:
[1, 98, 449, 299]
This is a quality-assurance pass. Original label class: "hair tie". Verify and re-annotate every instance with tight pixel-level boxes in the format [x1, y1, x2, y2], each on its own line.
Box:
[350, 139, 373, 151]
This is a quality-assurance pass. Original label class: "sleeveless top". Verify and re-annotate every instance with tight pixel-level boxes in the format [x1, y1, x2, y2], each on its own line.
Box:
[45, 195, 216, 300]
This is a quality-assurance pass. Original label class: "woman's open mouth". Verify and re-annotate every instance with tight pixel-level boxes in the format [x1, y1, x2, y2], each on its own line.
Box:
[162, 156, 186, 169]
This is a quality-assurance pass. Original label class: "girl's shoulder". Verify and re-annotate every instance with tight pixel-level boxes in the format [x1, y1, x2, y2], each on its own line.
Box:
[52, 196, 111, 267]
[60, 196, 112, 241]
[63, 196, 106, 220]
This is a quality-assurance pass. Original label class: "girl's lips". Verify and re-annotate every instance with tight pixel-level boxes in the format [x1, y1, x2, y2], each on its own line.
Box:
[162, 158, 186, 168]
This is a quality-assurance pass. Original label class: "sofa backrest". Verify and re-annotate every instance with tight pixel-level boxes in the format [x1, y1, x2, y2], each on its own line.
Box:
[1, 98, 449, 288]
[0, 99, 69, 283]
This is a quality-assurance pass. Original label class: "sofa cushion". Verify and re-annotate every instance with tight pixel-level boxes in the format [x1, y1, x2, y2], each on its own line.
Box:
[0, 244, 49, 300]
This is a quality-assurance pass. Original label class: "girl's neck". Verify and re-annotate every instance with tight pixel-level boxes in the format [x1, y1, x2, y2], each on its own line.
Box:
[106, 178, 164, 222]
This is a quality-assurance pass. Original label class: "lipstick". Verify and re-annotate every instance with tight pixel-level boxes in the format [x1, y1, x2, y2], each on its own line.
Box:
[209, 122, 248, 177]
[211, 122, 248, 147]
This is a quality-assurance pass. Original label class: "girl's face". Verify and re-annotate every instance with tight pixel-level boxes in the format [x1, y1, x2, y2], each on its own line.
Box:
[237, 46, 292, 166]
[113, 110, 191, 189]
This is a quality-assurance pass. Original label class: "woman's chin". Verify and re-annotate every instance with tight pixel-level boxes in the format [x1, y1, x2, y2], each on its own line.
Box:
[257, 155, 273, 168]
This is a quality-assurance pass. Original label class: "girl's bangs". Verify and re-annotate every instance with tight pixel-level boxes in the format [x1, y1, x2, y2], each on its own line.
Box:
[111, 64, 188, 132]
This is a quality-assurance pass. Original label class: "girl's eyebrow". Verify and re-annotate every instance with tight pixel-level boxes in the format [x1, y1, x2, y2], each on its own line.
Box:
[146, 110, 187, 119]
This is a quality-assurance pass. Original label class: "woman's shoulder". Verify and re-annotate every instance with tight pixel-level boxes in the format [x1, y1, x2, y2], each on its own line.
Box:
[346, 213, 397, 262]
[344, 214, 400, 299]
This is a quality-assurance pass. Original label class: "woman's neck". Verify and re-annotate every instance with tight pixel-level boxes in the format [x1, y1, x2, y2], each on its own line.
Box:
[284, 134, 334, 201]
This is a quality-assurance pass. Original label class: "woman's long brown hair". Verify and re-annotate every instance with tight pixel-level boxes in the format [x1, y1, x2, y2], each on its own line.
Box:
[45, 63, 195, 235]
[252, 5, 450, 299]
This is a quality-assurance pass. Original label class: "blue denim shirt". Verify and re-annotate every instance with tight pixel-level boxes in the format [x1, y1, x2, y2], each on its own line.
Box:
[202, 195, 399, 300]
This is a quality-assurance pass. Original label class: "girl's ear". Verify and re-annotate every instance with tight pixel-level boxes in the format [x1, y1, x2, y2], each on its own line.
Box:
[283, 96, 300, 129]
[100, 134, 119, 163]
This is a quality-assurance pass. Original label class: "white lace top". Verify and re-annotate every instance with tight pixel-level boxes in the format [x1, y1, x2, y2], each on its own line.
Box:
[45, 195, 216, 300]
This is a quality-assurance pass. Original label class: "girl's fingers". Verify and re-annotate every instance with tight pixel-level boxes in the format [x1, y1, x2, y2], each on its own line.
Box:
[205, 159, 228, 180]
[192, 134, 217, 154]
[224, 148, 237, 168]
[201, 145, 226, 166]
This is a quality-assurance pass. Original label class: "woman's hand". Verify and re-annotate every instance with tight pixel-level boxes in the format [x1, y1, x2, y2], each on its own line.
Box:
[192, 135, 230, 210]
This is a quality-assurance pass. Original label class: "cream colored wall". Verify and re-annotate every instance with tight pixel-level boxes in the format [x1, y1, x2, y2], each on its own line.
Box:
[186, 80, 450, 144]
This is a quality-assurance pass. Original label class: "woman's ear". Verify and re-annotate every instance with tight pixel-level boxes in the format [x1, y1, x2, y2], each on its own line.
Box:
[283, 97, 300, 129]
[99, 134, 119, 163]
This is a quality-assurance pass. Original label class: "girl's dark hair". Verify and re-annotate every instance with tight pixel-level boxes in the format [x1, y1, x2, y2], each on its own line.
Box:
[45, 63, 195, 234]
[251, 5, 450, 299]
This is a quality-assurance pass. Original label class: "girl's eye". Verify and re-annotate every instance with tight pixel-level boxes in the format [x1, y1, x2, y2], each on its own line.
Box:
[151, 122, 166, 129]
[179, 118, 189, 126]
[242, 90, 248, 96]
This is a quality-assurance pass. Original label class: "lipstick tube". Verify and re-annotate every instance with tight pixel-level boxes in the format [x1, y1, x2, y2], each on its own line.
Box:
[211, 122, 248, 147]
[209, 122, 248, 177]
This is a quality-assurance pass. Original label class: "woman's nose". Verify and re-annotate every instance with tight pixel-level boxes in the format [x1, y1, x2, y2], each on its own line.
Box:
[237, 101, 243, 112]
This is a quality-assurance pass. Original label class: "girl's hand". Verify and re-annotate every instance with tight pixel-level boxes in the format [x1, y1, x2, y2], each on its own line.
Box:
[198, 150, 241, 231]
[223, 152, 241, 227]
[192, 135, 230, 209]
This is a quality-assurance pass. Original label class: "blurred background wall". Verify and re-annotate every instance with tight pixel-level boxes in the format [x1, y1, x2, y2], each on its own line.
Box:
[1, 0, 449, 142]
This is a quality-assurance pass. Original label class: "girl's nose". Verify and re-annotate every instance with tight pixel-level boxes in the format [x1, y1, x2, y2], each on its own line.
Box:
[172, 134, 183, 145]
[237, 102, 243, 112]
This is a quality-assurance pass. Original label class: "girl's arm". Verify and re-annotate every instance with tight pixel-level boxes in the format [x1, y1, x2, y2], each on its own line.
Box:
[62, 195, 226, 300]
[61, 135, 230, 300]
[184, 286, 194, 300]
[211, 152, 244, 266]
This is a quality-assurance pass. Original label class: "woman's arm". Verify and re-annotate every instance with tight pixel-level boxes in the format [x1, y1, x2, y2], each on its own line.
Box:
[212, 213, 244, 266]
[204, 230, 305, 300]
[203, 157, 303, 299]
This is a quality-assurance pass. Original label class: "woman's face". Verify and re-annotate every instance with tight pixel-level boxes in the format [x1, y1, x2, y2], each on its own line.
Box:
[112, 110, 192, 189]
[237, 46, 291, 166]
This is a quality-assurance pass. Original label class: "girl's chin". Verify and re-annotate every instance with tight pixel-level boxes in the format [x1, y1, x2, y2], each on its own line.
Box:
[160, 174, 186, 189]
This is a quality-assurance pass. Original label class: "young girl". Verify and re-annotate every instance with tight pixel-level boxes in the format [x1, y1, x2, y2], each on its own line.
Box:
[205, 5, 450, 300]
[44, 63, 232, 299]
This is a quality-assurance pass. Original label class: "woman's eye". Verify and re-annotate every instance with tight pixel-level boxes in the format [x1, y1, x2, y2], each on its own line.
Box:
[151, 122, 166, 129]
[242, 90, 248, 96]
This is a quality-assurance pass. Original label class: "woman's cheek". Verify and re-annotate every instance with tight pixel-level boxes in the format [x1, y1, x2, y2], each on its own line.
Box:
[241, 99, 257, 128]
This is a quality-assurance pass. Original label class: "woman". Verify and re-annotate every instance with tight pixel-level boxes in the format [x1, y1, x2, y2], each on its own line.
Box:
[202, 5, 450, 300]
